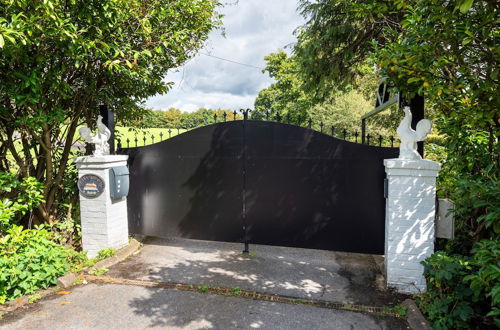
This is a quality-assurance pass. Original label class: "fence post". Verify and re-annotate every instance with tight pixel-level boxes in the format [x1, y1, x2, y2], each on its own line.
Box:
[99, 104, 115, 154]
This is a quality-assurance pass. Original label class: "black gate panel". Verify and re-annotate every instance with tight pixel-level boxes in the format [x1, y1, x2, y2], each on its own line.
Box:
[120, 120, 398, 254]
[244, 121, 398, 254]
[122, 122, 244, 242]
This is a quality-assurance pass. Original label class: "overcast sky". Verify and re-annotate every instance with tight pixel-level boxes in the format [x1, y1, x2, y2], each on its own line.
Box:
[144, 0, 305, 112]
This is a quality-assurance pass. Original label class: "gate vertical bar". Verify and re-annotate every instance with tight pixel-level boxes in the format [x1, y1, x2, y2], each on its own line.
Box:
[361, 118, 366, 144]
[241, 109, 250, 253]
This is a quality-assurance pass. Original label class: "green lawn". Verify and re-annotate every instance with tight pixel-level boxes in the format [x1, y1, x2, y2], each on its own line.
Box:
[114, 127, 187, 148]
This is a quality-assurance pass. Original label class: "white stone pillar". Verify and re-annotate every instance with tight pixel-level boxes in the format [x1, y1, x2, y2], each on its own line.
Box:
[384, 159, 441, 293]
[75, 155, 129, 258]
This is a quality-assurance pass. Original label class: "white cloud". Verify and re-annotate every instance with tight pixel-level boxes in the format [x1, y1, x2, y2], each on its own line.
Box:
[145, 0, 304, 112]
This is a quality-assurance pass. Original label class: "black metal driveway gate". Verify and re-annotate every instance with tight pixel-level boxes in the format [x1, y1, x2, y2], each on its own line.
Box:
[118, 120, 398, 255]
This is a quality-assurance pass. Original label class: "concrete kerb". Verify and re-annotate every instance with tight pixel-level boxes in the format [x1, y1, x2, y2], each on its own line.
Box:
[401, 299, 432, 330]
[84, 238, 141, 275]
[0, 238, 141, 316]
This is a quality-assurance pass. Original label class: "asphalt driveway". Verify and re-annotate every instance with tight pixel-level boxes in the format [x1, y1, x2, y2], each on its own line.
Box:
[0, 238, 409, 329]
[107, 237, 405, 306]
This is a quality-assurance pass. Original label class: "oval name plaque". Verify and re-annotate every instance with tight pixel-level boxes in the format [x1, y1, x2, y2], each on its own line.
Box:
[78, 174, 105, 198]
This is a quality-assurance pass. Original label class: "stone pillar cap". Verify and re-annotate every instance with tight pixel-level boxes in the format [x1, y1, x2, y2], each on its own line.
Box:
[74, 155, 128, 164]
[384, 158, 441, 171]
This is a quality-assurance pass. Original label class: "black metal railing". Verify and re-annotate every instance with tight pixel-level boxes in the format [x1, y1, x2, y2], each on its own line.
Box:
[116, 109, 400, 150]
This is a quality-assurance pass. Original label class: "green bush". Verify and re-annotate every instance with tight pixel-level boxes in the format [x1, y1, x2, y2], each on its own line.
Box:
[418, 240, 500, 329]
[465, 240, 500, 327]
[0, 225, 70, 304]
[0, 172, 44, 232]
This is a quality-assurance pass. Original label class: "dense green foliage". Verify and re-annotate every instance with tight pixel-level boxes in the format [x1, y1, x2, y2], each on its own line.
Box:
[0, 172, 44, 233]
[295, 0, 498, 327]
[0, 0, 221, 224]
[418, 240, 500, 329]
[294, 0, 403, 99]
[0, 173, 69, 304]
[0, 224, 70, 304]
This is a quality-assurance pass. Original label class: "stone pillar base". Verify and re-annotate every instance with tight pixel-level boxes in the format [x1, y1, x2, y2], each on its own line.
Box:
[384, 158, 441, 293]
[75, 155, 129, 258]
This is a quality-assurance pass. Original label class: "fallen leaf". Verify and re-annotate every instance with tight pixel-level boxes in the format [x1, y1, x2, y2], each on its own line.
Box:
[56, 291, 71, 295]
[59, 301, 71, 305]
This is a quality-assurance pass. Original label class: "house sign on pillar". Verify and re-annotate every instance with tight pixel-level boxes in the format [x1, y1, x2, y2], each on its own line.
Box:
[77, 174, 105, 198]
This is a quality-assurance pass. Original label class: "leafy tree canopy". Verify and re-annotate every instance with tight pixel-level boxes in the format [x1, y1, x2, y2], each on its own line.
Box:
[254, 50, 313, 122]
[254, 50, 403, 137]
[0, 0, 222, 223]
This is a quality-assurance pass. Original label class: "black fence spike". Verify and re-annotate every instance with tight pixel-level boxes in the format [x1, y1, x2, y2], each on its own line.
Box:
[331, 126, 335, 136]
[134, 136, 138, 147]
[214, 113, 217, 123]
[223, 112, 227, 122]
[390, 136, 394, 148]
[308, 118, 312, 129]
[297, 115, 302, 125]
[126, 138, 130, 148]
[367, 134, 371, 145]
[355, 131, 359, 143]
[265, 109, 269, 121]
[233, 110, 237, 120]
[177, 125, 180, 135]
[117, 139, 122, 149]
[143, 135, 146, 146]
[151, 135, 155, 144]
[342, 129, 347, 140]
[320, 121, 324, 133]
[168, 128, 172, 138]
[160, 132, 163, 141]
[241, 108, 251, 120]
[378, 135, 383, 147]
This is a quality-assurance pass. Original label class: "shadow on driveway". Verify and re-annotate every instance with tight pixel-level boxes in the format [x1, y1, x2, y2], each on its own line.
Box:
[107, 237, 407, 306]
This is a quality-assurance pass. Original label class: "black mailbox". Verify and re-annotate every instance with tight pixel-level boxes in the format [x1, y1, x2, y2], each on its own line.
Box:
[109, 166, 129, 199]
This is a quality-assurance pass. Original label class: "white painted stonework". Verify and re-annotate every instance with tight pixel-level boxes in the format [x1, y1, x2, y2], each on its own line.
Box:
[75, 155, 129, 258]
[384, 158, 441, 293]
